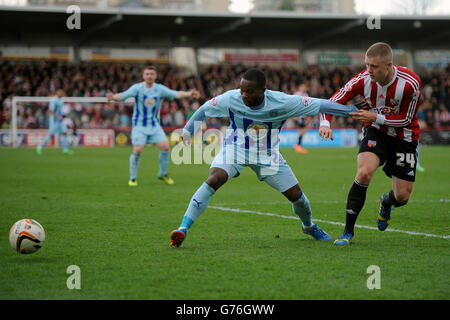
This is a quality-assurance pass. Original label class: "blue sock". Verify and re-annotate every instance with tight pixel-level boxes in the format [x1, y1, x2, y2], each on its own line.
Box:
[40, 135, 52, 148]
[129, 152, 141, 181]
[292, 192, 313, 227]
[180, 182, 215, 230]
[62, 134, 68, 152]
[158, 151, 170, 176]
[179, 216, 194, 230]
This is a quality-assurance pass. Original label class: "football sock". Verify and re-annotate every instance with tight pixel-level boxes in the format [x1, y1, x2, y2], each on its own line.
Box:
[179, 216, 194, 230]
[40, 135, 52, 148]
[297, 134, 303, 146]
[345, 180, 368, 235]
[181, 182, 215, 229]
[292, 192, 312, 228]
[382, 189, 407, 208]
[129, 152, 141, 181]
[62, 134, 69, 152]
[158, 151, 170, 176]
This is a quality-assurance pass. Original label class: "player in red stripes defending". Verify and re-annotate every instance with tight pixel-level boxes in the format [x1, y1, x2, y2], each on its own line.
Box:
[319, 42, 422, 245]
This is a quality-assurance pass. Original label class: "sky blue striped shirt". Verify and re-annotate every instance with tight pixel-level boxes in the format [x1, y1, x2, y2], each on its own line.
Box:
[121, 82, 177, 127]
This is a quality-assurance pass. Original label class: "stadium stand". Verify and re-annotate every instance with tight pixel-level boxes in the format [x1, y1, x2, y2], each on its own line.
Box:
[1, 60, 449, 133]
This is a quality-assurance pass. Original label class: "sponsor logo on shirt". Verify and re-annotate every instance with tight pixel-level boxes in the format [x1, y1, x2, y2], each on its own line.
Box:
[380, 106, 400, 115]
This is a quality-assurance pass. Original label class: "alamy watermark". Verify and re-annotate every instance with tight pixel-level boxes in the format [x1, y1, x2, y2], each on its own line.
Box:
[366, 15, 381, 30]
[66, 265, 81, 289]
[66, 5, 81, 30]
[366, 265, 381, 290]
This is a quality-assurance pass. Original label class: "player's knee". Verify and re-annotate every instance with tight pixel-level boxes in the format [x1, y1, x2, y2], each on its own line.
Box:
[356, 166, 374, 184]
[283, 185, 302, 202]
[157, 141, 170, 152]
[206, 169, 228, 191]
[133, 146, 144, 154]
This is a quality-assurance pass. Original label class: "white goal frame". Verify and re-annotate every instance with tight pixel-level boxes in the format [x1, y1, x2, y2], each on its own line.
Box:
[10, 96, 134, 148]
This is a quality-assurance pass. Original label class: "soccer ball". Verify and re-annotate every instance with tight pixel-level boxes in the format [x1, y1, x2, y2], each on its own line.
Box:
[9, 219, 45, 254]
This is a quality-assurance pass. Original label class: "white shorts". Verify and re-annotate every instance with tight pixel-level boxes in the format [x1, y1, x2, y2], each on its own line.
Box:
[210, 148, 299, 193]
[132, 125, 167, 145]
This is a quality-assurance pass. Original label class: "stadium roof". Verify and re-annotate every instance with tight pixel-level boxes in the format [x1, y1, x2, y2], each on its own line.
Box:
[1, 5, 449, 50]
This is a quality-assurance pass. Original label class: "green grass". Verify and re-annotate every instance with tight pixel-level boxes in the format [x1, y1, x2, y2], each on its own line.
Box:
[0, 146, 449, 300]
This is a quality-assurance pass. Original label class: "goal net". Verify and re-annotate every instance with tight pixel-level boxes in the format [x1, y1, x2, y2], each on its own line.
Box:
[4, 96, 135, 148]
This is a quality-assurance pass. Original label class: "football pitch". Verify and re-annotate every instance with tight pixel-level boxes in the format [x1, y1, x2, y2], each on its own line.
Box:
[0, 146, 449, 300]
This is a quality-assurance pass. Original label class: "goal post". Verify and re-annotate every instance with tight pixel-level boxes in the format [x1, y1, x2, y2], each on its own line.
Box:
[9, 96, 135, 148]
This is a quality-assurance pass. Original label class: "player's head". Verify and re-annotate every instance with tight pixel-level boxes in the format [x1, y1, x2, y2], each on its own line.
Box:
[365, 42, 393, 83]
[142, 65, 158, 85]
[55, 89, 65, 98]
[240, 68, 266, 107]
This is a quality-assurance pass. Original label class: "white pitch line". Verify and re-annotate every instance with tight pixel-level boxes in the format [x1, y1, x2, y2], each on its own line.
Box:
[215, 199, 450, 206]
[209, 206, 450, 240]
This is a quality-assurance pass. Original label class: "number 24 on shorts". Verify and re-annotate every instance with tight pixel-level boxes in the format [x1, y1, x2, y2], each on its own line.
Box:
[396, 152, 415, 168]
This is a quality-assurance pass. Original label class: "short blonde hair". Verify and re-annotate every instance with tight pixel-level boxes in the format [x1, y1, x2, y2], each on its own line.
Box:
[366, 42, 393, 64]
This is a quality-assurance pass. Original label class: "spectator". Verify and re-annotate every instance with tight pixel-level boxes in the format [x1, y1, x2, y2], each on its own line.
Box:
[439, 105, 450, 127]
[0, 60, 447, 132]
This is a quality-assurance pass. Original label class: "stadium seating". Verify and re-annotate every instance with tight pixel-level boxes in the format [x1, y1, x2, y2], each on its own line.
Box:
[0, 61, 448, 131]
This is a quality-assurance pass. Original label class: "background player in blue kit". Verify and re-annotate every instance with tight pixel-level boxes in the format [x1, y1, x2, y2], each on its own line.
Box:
[293, 84, 310, 154]
[170, 68, 361, 248]
[107, 65, 200, 186]
[36, 89, 73, 155]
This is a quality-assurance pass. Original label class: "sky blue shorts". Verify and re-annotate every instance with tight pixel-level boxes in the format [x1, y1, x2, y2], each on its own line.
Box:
[132, 125, 168, 145]
[210, 148, 299, 193]
[49, 121, 67, 135]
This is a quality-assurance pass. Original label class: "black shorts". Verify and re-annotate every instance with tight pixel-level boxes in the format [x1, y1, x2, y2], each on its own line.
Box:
[359, 126, 418, 182]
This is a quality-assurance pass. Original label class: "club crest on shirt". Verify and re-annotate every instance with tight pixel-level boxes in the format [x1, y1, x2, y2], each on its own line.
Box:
[390, 98, 400, 106]
[270, 110, 278, 117]
[247, 122, 269, 141]
[302, 96, 311, 107]
[368, 140, 377, 148]
[210, 97, 217, 106]
[144, 97, 156, 108]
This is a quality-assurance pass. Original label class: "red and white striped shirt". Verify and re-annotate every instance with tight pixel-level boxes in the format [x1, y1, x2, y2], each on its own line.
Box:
[320, 65, 422, 142]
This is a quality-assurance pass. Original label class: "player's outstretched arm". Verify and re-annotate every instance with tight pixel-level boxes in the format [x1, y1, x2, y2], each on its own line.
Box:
[176, 89, 200, 100]
[318, 99, 358, 117]
[107, 92, 123, 101]
[349, 109, 379, 124]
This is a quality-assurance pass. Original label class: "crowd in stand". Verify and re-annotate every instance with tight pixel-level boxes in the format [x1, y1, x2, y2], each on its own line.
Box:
[0, 60, 449, 132]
